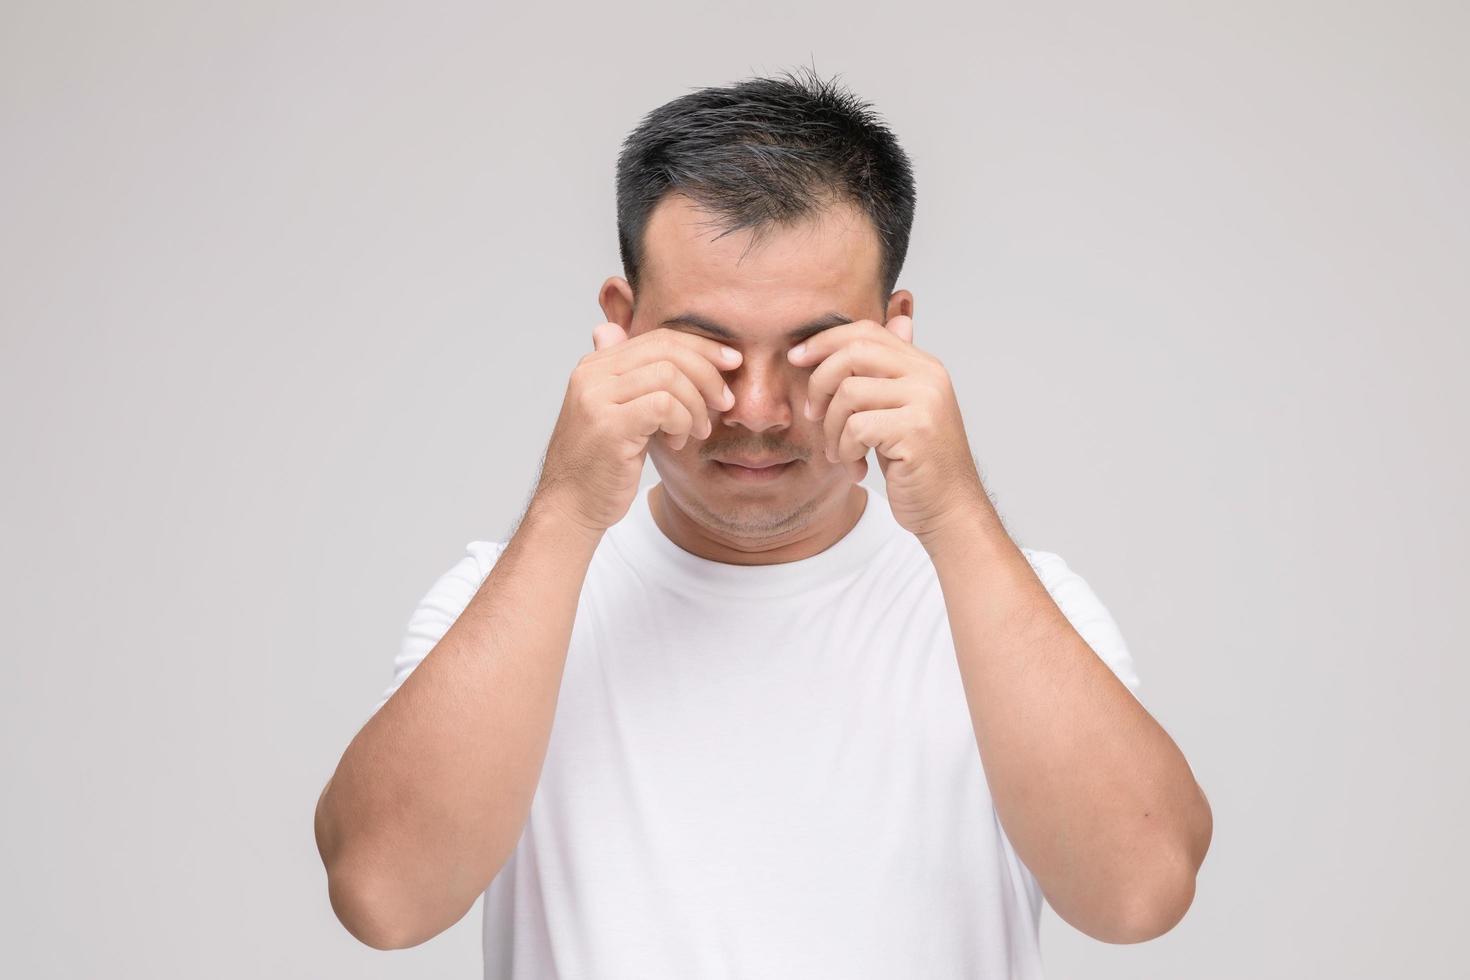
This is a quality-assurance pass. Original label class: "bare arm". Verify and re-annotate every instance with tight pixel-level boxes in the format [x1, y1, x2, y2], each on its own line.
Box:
[924, 507, 1213, 944]
[314, 496, 602, 950]
[313, 321, 739, 950]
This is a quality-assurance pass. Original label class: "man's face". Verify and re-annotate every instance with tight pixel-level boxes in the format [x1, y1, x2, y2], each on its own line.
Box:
[623, 191, 892, 540]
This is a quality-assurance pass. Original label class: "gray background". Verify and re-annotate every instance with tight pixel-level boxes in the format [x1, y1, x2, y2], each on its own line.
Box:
[2, 1, 1465, 977]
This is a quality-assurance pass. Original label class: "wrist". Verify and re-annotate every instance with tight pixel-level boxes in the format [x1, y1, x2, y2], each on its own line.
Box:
[525, 491, 608, 550]
[917, 496, 1011, 567]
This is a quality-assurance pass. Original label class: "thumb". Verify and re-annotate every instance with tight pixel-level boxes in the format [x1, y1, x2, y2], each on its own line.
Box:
[592, 321, 629, 351]
[886, 314, 914, 344]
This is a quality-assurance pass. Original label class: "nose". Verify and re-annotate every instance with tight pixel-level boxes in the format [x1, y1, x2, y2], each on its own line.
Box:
[717, 351, 799, 434]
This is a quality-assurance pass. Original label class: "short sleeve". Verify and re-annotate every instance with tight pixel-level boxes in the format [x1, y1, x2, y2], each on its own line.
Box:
[1021, 549, 1143, 699]
[370, 540, 507, 717]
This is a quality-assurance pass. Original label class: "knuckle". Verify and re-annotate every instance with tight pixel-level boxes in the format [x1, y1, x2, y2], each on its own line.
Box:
[574, 383, 602, 414]
[696, 362, 725, 391]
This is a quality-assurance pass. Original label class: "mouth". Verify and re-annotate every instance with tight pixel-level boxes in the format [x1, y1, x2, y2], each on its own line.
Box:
[712, 457, 800, 482]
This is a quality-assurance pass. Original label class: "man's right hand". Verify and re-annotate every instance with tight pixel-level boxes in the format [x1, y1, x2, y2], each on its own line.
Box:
[532, 322, 742, 536]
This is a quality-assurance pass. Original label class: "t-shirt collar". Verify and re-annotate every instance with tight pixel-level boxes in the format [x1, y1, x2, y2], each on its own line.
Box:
[607, 480, 897, 600]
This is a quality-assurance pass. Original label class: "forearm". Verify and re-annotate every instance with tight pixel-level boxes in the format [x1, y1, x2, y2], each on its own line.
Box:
[315, 495, 602, 949]
[924, 506, 1211, 943]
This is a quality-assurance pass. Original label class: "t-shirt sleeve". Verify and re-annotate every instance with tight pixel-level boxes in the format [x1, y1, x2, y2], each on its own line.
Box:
[370, 540, 507, 718]
[1021, 548, 1143, 700]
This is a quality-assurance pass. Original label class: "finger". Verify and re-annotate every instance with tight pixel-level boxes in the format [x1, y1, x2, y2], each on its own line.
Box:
[886, 314, 914, 344]
[603, 359, 715, 440]
[592, 321, 628, 351]
[821, 376, 910, 463]
[786, 319, 893, 368]
[804, 337, 907, 422]
[618, 388, 697, 452]
[834, 406, 914, 465]
[602, 329, 739, 415]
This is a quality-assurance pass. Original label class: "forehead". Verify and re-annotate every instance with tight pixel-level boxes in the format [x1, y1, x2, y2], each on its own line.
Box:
[637, 192, 882, 336]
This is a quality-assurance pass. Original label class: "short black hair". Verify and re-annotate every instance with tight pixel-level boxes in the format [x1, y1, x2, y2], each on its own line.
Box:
[615, 67, 917, 301]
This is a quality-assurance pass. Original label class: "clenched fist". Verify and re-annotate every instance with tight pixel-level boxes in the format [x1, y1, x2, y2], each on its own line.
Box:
[531, 322, 742, 536]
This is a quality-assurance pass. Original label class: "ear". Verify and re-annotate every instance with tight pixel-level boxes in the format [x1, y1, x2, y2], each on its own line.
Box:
[885, 289, 914, 321]
[885, 288, 915, 342]
[599, 276, 636, 332]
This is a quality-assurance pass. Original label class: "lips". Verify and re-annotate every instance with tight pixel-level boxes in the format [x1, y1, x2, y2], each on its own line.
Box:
[716, 457, 796, 469]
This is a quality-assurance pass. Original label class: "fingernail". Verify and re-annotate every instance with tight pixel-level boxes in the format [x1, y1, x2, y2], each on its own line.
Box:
[790, 343, 806, 359]
[803, 397, 812, 419]
[722, 384, 734, 407]
[721, 346, 740, 363]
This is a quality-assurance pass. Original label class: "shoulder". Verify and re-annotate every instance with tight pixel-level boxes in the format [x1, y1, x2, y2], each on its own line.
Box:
[1018, 547, 1143, 695]
[1017, 546, 1110, 617]
[458, 539, 506, 582]
[413, 539, 506, 608]
[1019, 547, 1079, 590]
[465, 539, 506, 572]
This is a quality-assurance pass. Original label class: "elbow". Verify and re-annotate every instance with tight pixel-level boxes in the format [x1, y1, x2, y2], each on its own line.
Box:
[1112, 779, 1214, 943]
[1064, 782, 1214, 944]
[1103, 813, 1212, 945]
[315, 793, 427, 950]
[1052, 855, 1201, 945]
[313, 776, 506, 950]
[1106, 861, 1199, 944]
[325, 864, 429, 951]
[316, 777, 414, 949]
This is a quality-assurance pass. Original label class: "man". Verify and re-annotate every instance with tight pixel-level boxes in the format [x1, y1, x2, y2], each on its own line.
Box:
[314, 68, 1212, 978]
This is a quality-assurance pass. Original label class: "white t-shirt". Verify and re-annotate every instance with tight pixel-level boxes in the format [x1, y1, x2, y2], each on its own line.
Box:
[374, 480, 1142, 979]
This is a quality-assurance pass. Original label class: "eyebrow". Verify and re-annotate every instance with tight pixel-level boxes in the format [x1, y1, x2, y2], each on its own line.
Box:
[660, 311, 854, 345]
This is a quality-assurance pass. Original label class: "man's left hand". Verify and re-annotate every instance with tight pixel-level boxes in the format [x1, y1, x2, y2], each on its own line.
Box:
[788, 314, 992, 547]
